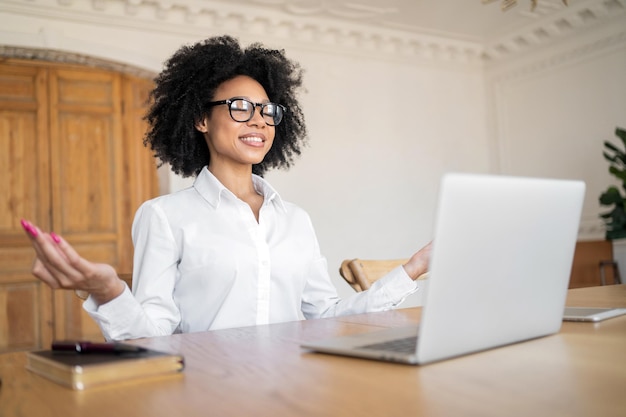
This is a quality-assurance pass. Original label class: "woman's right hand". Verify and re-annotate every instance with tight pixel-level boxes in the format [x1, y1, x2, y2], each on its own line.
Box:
[21, 219, 126, 305]
[403, 240, 432, 280]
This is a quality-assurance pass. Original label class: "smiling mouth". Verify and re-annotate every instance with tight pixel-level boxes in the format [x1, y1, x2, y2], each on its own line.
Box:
[239, 136, 265, 144]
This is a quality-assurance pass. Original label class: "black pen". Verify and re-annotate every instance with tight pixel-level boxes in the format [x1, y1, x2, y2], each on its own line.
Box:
[51, 341, 148, 354]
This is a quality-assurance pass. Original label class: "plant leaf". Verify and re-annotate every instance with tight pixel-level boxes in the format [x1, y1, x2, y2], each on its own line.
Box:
[606, 229, 626, 240]
[604, 141, 621, 153]
[615, 126, 626, 145]
[599, 186, 624, 205]
[603, 151, 620, 163]
[609, 166, 626, 182]
[600, 127, 626, 240]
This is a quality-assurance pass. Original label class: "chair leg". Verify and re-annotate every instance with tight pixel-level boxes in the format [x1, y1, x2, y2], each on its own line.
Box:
[599, 260, 622, 285]
[614, 262, 622, 284]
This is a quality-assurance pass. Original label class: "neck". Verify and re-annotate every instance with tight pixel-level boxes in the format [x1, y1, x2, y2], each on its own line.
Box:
[208, 163, 256, 199]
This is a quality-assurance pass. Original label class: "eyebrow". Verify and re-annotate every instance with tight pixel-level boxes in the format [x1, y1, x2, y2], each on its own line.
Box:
[230, 96, 272, 104]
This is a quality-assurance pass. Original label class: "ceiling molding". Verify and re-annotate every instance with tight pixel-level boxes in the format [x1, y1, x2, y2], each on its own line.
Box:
[487, 24, 626, 83]
[483, 0, 626, 60]
[0, 45, 157, 78]
[0, 0, 478, 65]
[0, 0, 623, 66]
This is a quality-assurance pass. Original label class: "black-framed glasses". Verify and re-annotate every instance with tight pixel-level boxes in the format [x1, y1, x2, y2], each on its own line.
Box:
[206, 98, 286, 126]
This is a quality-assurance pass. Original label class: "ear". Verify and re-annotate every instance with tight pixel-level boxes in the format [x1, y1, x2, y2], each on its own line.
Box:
[195, 116, 209, 133]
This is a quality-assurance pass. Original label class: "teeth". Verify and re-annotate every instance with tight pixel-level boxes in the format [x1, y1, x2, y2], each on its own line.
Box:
[240, 136, 263, 143]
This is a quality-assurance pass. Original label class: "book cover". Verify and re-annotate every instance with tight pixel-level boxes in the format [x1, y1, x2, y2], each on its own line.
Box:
[26, 343, 185, 390]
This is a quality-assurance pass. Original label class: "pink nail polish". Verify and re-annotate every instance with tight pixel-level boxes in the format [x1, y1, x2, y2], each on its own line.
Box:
[20, 219, 39, 238]
[50, 232, 62, 244]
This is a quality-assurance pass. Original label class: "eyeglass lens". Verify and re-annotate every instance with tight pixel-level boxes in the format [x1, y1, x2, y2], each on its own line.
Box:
[229, 99, 283, 126]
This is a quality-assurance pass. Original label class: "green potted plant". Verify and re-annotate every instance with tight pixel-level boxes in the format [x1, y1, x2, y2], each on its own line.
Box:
[599, 126, 626, 240]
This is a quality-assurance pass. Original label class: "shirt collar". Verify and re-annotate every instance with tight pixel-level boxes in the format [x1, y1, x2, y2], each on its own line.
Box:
[193, 166, 287, 212]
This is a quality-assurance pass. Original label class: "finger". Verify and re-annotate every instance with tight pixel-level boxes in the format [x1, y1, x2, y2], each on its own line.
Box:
[20, 219, 39, 240]
[22, 221, 118, 294]
[34, 244, 79, 289]
[31, 258, 63, 289]
[47, 233, 118, 294]
[49, 232, 99, 281]
[31, 232, 71, 272]
[21, 220, 73, 285]
[21, 220, 98, 291]
[21, 220, 66, 262]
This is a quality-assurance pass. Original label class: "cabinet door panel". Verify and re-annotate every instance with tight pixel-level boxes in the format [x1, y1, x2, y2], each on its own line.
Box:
[49, 69, 123, 266]
[120, 75, 158, 269]
[0, 281, 52, 351]
[0, 65, 50, 232]
[53, 290, 105, 342]
[57, 74, 113, 107]
[0, 70, 38, 101]
[56, 113, 117, 233]
[48, 68, 125, 342]
[0, 63, 52, 352]
[0, 111, 39, 230]
[0, 247, 38, 273]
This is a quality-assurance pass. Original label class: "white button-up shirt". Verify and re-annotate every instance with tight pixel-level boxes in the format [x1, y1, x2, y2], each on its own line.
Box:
[84, 167, 418, 341]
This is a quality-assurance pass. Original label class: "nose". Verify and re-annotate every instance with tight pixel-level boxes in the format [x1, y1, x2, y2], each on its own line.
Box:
[247, 104, 267, 127]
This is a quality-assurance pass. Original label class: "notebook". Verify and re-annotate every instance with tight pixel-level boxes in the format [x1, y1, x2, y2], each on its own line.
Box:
[27, 342, 185, 390]
[302, 173, 586, 365]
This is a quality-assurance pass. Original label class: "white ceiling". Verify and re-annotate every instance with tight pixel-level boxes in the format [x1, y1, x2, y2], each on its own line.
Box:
[1, 0, 623, 64]
[237, 0, 577, 41]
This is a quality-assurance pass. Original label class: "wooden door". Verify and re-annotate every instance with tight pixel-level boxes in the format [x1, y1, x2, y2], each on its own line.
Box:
[0, 59, 158, 351]
[49, 67, 126, 341]
[120, 74, 160, 269]
[0, 62, 54, 352]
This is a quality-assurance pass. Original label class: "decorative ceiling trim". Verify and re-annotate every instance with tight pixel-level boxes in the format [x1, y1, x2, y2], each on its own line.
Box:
[0, 0, 480, 65]
[481, 0, 569, 13]
[488, 25, 626, 82]
[0, 0, 623, 65]
[483, 0, 625, 60]
[0, 45, 157, 79]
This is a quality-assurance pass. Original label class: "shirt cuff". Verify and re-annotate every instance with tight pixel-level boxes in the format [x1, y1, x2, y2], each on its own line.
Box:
[82, 283, 138, 341]
[375, 265, 420, 308]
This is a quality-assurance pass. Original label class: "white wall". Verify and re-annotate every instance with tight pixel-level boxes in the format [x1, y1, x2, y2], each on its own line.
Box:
[265, 49, 488, 301]
[1, 2, 625, 304]
[489, 42, 626, 226]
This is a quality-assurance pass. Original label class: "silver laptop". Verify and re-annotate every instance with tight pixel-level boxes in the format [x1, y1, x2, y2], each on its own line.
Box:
[302, 173, 585, 365]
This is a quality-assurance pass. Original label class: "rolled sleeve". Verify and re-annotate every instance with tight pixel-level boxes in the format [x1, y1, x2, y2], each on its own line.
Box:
[369, 265, 419, 309]
[83, 284, 146, 341]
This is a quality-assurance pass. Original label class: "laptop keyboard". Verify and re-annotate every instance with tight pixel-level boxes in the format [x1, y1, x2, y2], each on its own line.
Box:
[359, 336, 417, 353]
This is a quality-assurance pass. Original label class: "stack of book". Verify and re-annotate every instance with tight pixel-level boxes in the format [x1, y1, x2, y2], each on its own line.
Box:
[26, 341, 185, 390]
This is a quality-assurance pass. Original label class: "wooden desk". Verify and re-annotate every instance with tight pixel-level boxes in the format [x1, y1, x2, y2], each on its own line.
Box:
[1, 285, 624, 417]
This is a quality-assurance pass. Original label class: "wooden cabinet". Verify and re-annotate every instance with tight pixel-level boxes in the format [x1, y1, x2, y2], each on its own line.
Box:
[569, 240, 619, 288]
[0, 59, 159, 352]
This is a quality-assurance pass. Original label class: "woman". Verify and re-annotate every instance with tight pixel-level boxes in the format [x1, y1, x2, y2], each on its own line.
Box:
[21, 36, 431, 341]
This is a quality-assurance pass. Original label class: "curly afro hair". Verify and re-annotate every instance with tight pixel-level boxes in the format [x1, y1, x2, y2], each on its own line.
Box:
[144, 35, 307, 177]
